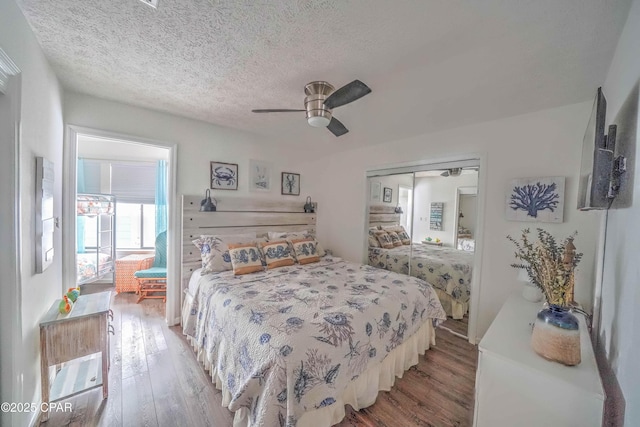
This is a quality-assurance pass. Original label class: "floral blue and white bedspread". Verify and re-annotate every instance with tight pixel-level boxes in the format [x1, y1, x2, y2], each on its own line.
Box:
[368, 244, 473, 303]
[183, 256, 446, 427]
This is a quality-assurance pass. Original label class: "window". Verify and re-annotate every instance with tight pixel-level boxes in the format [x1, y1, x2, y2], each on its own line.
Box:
[116, 203, 156, 249]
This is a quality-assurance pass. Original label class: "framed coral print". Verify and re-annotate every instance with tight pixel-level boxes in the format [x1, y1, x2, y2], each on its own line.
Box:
[210, 161, 238, 190]
[281, 172, 300, 196]
[506, 176, 565, 223]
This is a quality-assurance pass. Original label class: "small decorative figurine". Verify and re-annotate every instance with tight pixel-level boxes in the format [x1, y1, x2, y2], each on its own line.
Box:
[58, 295, 73, 314]
[66, 287, 80, 303]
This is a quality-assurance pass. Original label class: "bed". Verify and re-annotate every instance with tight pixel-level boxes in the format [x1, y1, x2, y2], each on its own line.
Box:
[180, 196, 446, 427]
[367, 244, 473, 319]
[367, 206, 473, 319]
[76, 193, 116, 284]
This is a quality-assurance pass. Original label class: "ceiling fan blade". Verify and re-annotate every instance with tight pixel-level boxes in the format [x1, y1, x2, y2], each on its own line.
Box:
[251, 109, 305, 113]
[327, 117, 349, 137]
[323, 80, 372, 109]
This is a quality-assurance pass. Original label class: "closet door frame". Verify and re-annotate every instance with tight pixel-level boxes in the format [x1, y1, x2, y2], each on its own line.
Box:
[366, 153, 487, 344]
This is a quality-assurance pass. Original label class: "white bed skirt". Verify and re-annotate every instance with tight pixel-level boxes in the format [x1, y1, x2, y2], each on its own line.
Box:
[434, 288, 468, 320]
[182, 299, 437, 427]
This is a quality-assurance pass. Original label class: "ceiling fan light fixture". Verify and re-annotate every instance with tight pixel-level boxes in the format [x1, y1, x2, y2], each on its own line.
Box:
[307, 115, 331, 127]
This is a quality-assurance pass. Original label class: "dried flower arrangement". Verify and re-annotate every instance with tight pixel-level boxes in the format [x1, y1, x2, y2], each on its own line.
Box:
[507, 228, 583, 306]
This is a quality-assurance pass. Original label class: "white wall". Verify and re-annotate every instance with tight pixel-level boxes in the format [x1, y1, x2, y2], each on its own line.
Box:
[600, 0, 640, 424]
[64, 92, 309, 198]
[0, 1, 64, 425]
[301, 101, 600, 338]
[412, 173, 478, 247]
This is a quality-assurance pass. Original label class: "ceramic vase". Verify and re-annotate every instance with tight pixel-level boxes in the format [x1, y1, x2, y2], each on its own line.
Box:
[531, 304, 581, 366]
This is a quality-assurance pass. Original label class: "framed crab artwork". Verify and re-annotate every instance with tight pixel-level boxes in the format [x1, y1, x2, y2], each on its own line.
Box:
[210, 161, 238, 190]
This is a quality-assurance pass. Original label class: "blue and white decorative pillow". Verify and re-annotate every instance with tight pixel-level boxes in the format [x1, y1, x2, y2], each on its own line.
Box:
[260, 240, 295, 269]
[386, 231, 403, 247]
[291, 238, 320, 265]
[192, 233, 257, 274]
[267, 230, 326, 256]
[368, 226, 382, 247]
[396, 230, 411, 245]
[228, 243, 264, 275]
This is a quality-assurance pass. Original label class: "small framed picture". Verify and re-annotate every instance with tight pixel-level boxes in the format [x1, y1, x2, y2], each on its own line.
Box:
[249, 159, 272, 192]
[210, 161, 238, 190]
[383, 187, 392, 203]
[370, 181, 381, 202]
[281, 172, 300, 196]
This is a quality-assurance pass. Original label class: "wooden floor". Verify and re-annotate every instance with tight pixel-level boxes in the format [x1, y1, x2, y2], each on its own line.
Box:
[42, 287, 478, 427]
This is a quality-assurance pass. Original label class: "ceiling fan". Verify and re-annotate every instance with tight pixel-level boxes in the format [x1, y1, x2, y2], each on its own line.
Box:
[440, 166, 479, 177]
[252, 80, 372, 137]
[441, 168, 463, 177]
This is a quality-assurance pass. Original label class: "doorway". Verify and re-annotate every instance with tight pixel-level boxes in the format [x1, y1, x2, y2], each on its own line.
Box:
[63, 127, 179, 324]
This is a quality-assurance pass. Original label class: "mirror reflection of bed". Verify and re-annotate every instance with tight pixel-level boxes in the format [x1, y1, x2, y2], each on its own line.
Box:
[366, 166, 479, 339]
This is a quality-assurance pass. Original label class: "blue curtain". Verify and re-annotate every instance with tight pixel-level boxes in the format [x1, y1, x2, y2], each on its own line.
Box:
[76, 158, 86, 253]
[155, 160, 168, 237]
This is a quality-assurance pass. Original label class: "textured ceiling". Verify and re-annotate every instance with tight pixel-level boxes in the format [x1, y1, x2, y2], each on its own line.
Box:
[16, 0, 632, 148]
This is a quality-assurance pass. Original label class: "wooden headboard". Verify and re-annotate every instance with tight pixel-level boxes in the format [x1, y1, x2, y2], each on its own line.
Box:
[181, 196, 317, 289]
[368, 205, 401, 228]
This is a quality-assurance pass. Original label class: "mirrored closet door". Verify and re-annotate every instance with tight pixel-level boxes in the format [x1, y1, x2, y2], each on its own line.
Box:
[366, 164, 479, 338]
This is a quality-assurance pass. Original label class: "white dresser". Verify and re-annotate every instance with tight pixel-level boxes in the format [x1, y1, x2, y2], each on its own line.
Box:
[473, 293, 605, 427]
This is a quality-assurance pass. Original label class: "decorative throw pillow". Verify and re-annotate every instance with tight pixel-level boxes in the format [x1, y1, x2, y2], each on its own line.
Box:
[374, 231, 394, 249]
[260, 240, 295, 269]
[192, 233, 257, 274]
[268, 230, 326, 256]
[368, 227, 381, 247]
[397, 230, 411, 245]
[228, 243, 264, 275]
[291, 238, 321, 265]
[383, 225, 406, 233]
[386, 231, 403, 247]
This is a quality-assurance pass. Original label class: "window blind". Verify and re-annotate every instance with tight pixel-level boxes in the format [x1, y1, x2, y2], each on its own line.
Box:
[78, 159, 156, 203]
[111, 161, 156, 203]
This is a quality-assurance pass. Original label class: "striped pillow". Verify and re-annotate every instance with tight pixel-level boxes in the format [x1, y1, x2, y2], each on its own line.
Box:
[228, 243, 264, 275]
[260, 240, 295, 269]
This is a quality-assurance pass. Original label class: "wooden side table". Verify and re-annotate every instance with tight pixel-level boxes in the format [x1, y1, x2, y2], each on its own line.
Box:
[115, 253, 153, 293]
[39, 292, 113, 422]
